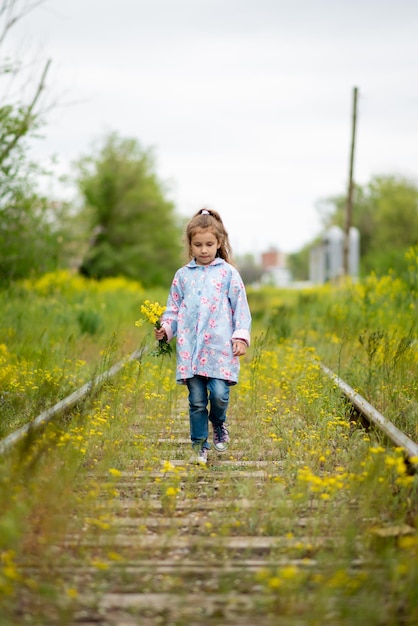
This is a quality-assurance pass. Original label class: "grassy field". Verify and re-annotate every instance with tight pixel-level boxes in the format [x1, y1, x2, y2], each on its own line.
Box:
[247, 246, 418, 441]
[1, 248, 417, 440]
[0, 254, 417, 624]
[0, 328, 417, 624]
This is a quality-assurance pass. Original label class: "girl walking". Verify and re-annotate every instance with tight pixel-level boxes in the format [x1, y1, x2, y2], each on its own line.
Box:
[154, 209, 251, 465]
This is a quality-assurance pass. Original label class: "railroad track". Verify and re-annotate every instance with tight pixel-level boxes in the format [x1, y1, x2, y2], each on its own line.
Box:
[1, 347, 417, 625]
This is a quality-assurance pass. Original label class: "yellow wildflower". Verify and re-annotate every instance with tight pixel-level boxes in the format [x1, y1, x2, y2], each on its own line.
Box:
[135, 300, 173, 357]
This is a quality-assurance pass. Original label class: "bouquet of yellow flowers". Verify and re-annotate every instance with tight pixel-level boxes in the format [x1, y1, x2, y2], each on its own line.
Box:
[135, 300, 173, 357]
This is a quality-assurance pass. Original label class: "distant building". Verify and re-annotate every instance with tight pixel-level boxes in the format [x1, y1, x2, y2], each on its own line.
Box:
[261, 250, 286, 270]
[309, 226, 360, 284]
[261, 248, 291, 287]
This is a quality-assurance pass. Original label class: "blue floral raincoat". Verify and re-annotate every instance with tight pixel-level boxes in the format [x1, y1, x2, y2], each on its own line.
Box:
[161, 258, 251, 385]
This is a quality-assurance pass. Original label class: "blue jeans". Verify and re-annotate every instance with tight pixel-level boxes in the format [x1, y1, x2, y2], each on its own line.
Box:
[186, 376, 230, 450]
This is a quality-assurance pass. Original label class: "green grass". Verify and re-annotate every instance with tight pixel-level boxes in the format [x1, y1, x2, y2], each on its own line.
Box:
[0, 339, 417, 624]
[0, 260, 417, 623]
[247, 248, 418, 440]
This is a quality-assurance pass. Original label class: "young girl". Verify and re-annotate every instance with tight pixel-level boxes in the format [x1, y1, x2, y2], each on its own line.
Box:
[154, 208, 251, 465]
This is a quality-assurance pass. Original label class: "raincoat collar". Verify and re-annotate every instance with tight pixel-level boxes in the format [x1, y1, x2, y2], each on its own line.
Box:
[186, 257, 225, 268]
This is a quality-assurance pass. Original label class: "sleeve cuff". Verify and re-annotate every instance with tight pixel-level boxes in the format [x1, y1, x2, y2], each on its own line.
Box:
[232, 329, 251, 347]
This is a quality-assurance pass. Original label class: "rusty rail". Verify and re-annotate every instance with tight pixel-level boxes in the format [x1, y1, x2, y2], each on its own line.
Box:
[0, 348, 144, 455]
[320, 362, 418, 462]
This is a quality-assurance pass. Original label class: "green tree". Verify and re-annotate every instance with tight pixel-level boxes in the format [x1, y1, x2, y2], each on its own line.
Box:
[0, 166, 66, 282]
[0, 1, 65, 284]
[287, 243, 312, 281]
[362, 176, 418, 274]
[236, 253, 263, 285]
[76, 132, 182, 287]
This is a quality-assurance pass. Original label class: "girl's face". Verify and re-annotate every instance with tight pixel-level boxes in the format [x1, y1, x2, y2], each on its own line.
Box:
[190, 229, 221, 265]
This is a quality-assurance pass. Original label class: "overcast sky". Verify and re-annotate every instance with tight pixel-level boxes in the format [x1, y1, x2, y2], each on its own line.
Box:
[7, 0, 418, 256]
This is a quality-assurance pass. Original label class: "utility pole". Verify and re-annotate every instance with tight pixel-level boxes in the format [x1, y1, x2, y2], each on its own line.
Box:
[343, 86, 358, 276]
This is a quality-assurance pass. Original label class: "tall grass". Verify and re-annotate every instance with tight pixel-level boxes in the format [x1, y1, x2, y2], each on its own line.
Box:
[0, 331, 417, 624]
[0, 270, 167, 437]
[1, 252, 416, 439]
[248, 245, 418, 440]
[0, 251, 417, 623]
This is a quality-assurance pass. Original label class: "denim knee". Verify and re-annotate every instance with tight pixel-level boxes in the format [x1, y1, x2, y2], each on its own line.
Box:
[187, 376, 208, 409]
[208, 378, 230, 424]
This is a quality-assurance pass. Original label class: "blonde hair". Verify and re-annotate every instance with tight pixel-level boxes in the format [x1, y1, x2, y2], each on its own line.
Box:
[185, 209, 233, 264]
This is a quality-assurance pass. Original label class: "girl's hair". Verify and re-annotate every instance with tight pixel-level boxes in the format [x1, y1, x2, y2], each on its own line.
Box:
[186, 208, 233, 264]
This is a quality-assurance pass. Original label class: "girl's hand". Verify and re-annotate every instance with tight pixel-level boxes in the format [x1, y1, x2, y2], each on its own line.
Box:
[154, 327, 167, 341]
[232, 340, 247, 356]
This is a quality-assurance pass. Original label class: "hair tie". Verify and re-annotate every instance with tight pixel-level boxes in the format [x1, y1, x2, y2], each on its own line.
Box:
[201, 209, 210, 215]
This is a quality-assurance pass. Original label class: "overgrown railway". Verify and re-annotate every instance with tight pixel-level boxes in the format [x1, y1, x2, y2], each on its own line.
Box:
[1, 346, 417, 626]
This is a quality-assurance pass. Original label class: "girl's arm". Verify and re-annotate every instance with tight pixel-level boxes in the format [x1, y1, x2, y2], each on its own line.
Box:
[228, 268, 252, 347]
[158, 273, 183, 342]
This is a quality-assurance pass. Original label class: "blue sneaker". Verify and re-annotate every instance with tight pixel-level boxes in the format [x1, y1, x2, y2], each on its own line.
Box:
[213, 424, 230, 452]
[191, 446, 208, 465]
[196, 448, 208, 465]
